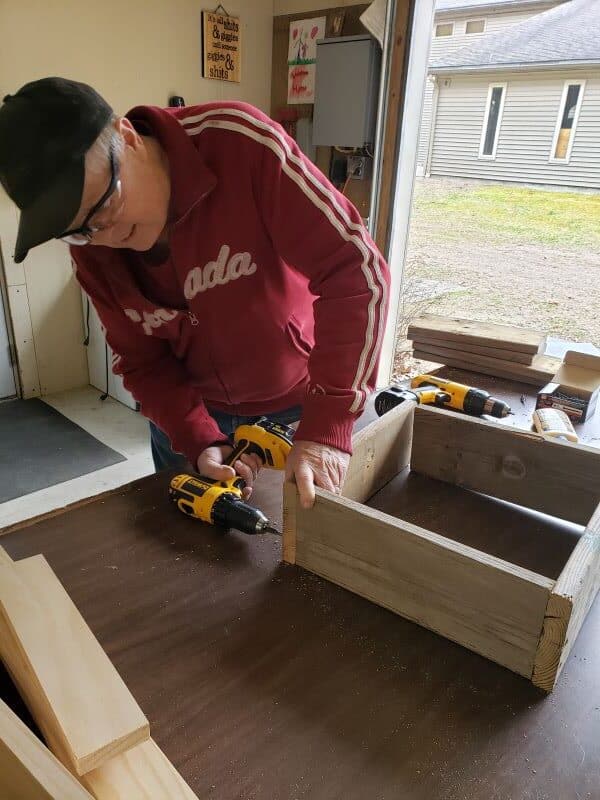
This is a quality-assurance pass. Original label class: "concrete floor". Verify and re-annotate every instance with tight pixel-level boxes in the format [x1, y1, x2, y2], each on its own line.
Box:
[0, 386, 154, 530]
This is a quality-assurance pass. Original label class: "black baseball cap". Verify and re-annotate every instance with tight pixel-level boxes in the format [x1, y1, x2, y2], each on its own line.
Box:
[0, 77, 113, 263]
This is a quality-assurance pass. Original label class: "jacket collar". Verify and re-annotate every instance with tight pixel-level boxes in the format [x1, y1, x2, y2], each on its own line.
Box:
[125, 105, 217, 224]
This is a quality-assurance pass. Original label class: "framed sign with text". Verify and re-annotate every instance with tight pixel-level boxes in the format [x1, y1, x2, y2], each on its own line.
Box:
[202, 9, 241, 83]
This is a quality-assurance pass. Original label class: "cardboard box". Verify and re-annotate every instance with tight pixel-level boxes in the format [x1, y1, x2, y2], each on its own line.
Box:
[536, 350, 600, 422]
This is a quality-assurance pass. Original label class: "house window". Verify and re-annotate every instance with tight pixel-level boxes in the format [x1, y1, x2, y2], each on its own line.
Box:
[550, 81, 585, 162]
[479, 83, 507, 159]
[435, 22, 454, 37]
[466, 19, 485, 34]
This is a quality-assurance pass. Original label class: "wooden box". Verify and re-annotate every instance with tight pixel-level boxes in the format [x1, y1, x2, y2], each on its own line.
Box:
[283, 404, 600, 691]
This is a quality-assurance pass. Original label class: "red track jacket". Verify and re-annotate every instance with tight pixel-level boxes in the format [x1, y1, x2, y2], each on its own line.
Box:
[72, 102, 389, 465]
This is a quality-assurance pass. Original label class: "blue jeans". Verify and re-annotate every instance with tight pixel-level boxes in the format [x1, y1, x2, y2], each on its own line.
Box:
[149, 405, 302, 472]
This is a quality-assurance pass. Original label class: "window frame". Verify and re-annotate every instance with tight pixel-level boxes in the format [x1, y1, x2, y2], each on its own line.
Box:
[549, 79, 586, 164]
[435, 21, 454, 37]
[478, 82, 507, 160]
[465, 19, 486, 34]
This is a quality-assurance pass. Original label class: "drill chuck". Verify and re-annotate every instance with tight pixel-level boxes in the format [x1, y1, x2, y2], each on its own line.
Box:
[212, 494, 274, 535]
[483, 396, 510, 418]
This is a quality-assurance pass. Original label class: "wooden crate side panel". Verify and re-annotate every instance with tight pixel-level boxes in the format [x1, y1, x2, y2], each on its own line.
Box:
[408, 315, 546, 354]
[411, 406, 600, 526]
[411, 335, 534, 365]
[533, 501, 600, 691]
[343, 403, 414, 503]
[282, 481, 298, 565]
[412, 349, 550, 387]
[412, 347, 558, 385]
[0, 698, 93, 800]
[0, 556, 149, 776]
[294, 488, 553, 678]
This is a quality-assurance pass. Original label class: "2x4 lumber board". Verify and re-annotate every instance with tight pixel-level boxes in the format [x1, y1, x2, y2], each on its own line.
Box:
[283, 481, 298, 565]
[412, 344, 559, 385]
[0, 698, 94, 800]
[80, 738, 199, 800]
[533, 501, 600, 691]
[411, 335, 534, 365]
[413, 349, 549, 387]
[287, 486, 553, 677]
[0, 544, 12, 566]
[0, 555, 149, 776]
[411, 406, 600, 526]
[408, 314, 546, 355]
[342, 402, 414, 504]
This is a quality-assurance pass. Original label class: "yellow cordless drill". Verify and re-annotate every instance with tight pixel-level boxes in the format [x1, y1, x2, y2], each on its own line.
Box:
[411, 374, 511, 418]
[169, 417, 294, 535]
[375, 375, 511, 418]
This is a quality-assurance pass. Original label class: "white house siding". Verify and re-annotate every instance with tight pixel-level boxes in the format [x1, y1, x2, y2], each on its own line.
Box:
[429, 70, 600, 188]
[417, 5, 560, 169]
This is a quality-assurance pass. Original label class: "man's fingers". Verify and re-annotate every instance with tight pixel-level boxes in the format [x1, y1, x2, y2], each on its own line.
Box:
[295, 463, 315, 509]
[234, 459, 255, 489]
[240, 453, 262, 479]
[203, 460, 236, 481]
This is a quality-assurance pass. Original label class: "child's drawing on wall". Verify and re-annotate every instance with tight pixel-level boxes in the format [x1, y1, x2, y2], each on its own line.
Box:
[287, 16, 326, 104]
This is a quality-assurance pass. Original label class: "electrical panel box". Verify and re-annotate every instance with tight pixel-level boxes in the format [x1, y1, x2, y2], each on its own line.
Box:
[312, 35, 381, 148]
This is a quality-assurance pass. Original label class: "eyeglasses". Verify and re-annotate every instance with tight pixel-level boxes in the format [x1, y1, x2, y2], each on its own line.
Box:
[59, 138, 122, 246]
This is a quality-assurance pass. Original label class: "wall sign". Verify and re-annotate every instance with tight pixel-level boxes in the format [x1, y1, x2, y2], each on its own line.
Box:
[202, 9, 241, 83]
[287, 16, 326, 104]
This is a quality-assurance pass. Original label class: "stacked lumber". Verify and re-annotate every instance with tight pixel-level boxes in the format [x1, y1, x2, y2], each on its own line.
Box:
[0, 546, 199, 800]
[408, 314, 560, 386]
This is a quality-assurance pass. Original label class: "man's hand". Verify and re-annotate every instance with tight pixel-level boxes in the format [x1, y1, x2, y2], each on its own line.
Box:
[285, 440, 350, 509]
[197, 445, 262, 500]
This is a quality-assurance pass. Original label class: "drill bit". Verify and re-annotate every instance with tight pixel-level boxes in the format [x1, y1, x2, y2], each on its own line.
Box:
[256, 521, 281, 535]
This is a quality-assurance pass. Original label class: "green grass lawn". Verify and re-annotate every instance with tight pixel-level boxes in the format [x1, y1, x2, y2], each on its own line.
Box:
[415, 184, 600, 248]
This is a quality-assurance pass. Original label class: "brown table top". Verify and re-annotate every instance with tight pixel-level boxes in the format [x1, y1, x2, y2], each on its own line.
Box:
[2, 371, 599, 799]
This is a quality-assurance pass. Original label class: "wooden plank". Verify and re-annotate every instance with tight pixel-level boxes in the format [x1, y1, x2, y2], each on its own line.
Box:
[374, 0, 411, 254]
[408, 315, 546, 355]
[413, 348, 555, 387]
[0, 555, 149, 776]
[284, 401, 414, 564]
[291, 486, 553, 677]
[412, 344, 559, 385]
[282, 481, 298, 565]
[0, 544, 12, 565]
[411, 406, 600, 526]
[0, 698, 94, 800]
[411, 335, 534, 365]
[533, 501, 600, 691]
[342, 401, 414, 503]
[80, 738, 199, 800]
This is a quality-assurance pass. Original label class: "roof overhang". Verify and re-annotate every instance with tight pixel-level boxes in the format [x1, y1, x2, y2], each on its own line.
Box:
[430, 59, 600, 74]
[435, 1, 566, 18]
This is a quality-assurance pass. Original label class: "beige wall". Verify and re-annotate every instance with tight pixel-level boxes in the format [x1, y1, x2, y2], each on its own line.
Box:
[274, 0, 367, 14]
[0, 0, 273, 397]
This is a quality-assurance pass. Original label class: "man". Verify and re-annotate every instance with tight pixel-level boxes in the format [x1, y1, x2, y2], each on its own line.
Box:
[0, 78, 389, 508]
